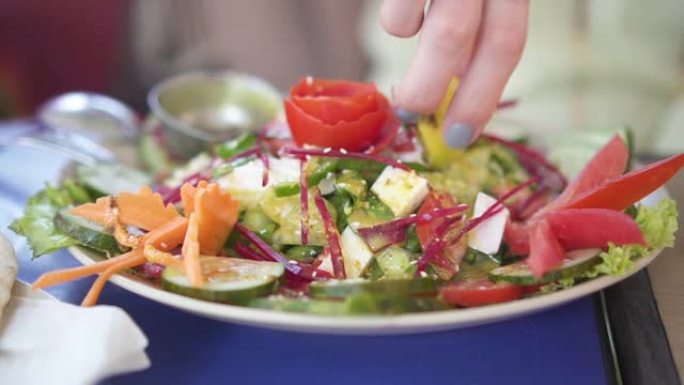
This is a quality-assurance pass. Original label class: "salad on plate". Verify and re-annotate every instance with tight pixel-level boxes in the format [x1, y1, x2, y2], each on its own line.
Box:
[10, 77, 683, 316]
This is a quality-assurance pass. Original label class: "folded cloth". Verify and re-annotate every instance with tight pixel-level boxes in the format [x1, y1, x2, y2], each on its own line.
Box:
[0, 288, 150, 385]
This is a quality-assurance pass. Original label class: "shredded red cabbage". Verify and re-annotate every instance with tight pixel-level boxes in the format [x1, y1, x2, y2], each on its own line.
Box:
[136, 262, 164, 280]
[257, 150, 270, 187]
[357, 205, 468, 252]
[481, 134, 567, 192]
[298, 156, 310, 245]
[417, 178, 538, 272]
[234, 224, 332, 281]
[235, 243, 267, 261]
[158, 171, 209, 204]
[282, 147, 410, 171]
[313, 188, 346, 279]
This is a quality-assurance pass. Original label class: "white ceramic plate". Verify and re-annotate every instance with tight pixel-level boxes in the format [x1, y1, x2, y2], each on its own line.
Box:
[68, 189, 667, 335]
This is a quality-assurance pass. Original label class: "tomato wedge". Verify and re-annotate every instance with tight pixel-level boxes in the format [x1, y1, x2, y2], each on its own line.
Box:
[565, 154, 684, 211]
[546, 208, 645, 250]
[416, 191, 458, 248]
[441, 279, 523, 307]
[527, 220, 565, 277]
[537, 134, 629, 216]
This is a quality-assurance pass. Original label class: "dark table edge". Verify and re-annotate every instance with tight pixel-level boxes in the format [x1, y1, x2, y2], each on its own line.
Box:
[597, 269, 681, 385]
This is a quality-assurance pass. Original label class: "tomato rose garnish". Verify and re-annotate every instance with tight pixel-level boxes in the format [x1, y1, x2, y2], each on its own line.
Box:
[284, 78, 397, 152]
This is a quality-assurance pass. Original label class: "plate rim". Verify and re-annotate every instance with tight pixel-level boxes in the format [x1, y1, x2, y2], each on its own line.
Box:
[69, 245, 661, 335]
[66, 188, 669, 335]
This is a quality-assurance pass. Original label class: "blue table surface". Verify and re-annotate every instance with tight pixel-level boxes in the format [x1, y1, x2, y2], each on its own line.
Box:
[0, 132, 610, 385]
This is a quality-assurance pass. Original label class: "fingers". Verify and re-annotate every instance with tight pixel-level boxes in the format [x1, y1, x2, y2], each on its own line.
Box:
[380, 0, 428, 38]
[394, 0, 483, 114]
[443, 0, 529, 147]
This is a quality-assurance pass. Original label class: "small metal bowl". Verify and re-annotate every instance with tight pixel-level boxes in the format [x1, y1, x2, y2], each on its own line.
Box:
[147, 71, 282, 160]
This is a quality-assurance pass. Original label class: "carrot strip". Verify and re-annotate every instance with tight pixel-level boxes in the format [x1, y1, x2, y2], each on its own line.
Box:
[31, 250, 138, 289]
[143, 216, 189, 251]
[194, 184, 239, 255]
[70, 196, 110, 225]
[181, 180, 208, 217]
[143, 244, 183, 268]
[70, 187, 180, 231]
[182, 212, 203, 287]
[115, 187, 180, 230]
[81, 250, 146, 307]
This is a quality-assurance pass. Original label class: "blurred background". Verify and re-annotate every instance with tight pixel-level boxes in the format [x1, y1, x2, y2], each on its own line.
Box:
[1, 0, 683, 154]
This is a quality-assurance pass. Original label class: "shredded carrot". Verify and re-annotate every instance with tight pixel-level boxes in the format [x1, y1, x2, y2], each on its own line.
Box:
[143, 244, 183, 268]
[182, 212, 203, 287]
[32, 250, 139, 289]
[194, 183, 240, 255]
[81, 249, 146, 307]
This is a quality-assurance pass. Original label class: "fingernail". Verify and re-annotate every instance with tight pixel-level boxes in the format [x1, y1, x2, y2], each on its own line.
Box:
[395, 107, 419, 125]
[444, 123, 474, 148]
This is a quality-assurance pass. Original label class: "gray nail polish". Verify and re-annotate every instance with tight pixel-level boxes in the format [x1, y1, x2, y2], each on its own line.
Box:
[395, 107, 419, 125]
[444, 123, 474, 148]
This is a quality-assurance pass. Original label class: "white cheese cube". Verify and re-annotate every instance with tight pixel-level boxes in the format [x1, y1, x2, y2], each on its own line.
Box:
[317, 254, 334, 276]
[467, 192, 510, 255]
[370, 166, 429, 217]
[340, 227, 374, 278]
[217, 157, 300, 208]
[315, 227, 374, 278]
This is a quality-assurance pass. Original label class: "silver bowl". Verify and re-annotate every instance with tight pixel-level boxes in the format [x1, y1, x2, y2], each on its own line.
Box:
[147, 71, 282, 159]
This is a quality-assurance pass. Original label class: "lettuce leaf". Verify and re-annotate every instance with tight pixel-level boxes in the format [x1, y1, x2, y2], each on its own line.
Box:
[635, 198, 678, 249]
[585, 198, 678, 278]
[9, 181, 91, 258]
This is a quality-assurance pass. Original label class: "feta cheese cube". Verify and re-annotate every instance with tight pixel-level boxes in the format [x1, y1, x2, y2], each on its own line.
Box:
[371, 166, 429, 217]
[217, 157, 300, 208]
[467, 192, 510, 254]
[316, 227, 374, 278]
[340, 227, 374, 278]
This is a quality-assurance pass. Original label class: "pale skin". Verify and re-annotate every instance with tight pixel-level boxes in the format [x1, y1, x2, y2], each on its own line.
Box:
[380, 0, 529, 147]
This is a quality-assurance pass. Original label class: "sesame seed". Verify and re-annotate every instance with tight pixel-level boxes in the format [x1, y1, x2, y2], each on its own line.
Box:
[305, 76, 313, 85]
[420, 271, 428, 278]
[323, 147, 332, 153]
[340, 148, 348, 154]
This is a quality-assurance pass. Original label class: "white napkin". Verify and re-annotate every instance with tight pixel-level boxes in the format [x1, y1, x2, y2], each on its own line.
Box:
[0, 287, 150, 385]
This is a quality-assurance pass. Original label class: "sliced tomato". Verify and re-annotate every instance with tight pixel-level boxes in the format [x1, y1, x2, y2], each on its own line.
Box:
[441, 279, 523, 307]
[291, 78, 377, 98]
[416, 191, 458, 248]
[537, 134, 629, 215]
[527, 220, 565, 277]
[504, 219, 534, 255]
[285, 98, 388, 151]
[546, 208, 645, 250]
[292, 93, 379, 124]
[565, 154, 684, 211]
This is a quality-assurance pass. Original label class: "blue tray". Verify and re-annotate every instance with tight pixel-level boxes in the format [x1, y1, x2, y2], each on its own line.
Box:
[0, 142, 612, 385]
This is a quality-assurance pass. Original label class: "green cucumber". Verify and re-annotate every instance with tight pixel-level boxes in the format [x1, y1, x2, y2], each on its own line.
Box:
[309, 277, 439, 299]
[54, 209, 127, 255]
[214, 133, 257, 159]
[488, 249, 601, 285]
[273, 160, 340, 197]
[249, 293, 446, 315]
[162, 257, 284, 304]
[284, 245, 322, 263]
[76, 163, 152, 197]
[375, 246, 416, 279]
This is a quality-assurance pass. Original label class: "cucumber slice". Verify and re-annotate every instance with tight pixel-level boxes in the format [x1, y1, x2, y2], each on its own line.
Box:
[54, 209, 127, 255]
[162, 257, 284, 303]
[249, 293, 446, 315]
[309, 277, 439, 299]
[488, 249, 601, 285]
[375, 246, 416, 279]
[76, 163, 152, 197]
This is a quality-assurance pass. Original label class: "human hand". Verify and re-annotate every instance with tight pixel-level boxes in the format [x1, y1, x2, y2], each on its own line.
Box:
[381, 0, 528, 147]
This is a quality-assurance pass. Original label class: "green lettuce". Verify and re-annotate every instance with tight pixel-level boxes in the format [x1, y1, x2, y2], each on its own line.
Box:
[586, 198, 678, 278]
[9, 181, 91, 258]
